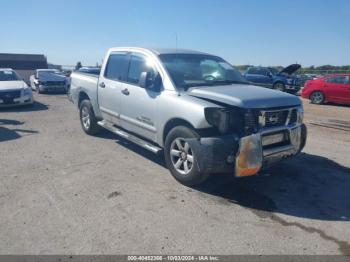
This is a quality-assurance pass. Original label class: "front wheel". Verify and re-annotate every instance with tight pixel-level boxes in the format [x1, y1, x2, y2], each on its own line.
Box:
[79, 100, 100, 135]
[273, 82, 285, 92]
[164, 126, 209, 186]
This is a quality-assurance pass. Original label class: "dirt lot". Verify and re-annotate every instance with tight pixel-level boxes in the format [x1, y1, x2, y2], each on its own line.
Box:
[0, 93, 349, 255]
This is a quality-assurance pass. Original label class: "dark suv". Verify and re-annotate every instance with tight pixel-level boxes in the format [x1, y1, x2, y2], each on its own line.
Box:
[243, 64, 301, 94]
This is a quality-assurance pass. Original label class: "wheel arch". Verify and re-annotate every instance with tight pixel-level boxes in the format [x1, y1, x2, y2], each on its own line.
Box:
[78, 91, 90, 108]
[273, 80, 285, 87]
[162, 118, 196, 145]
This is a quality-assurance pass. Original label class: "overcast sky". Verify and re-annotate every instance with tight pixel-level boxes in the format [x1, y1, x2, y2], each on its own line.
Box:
[1, 0, 350, 66]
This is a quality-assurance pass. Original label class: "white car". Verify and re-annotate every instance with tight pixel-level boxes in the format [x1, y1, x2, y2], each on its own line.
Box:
[0, 68, 33, 107]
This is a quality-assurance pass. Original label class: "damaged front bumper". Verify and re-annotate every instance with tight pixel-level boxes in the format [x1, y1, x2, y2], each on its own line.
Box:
[185, 124, 307, 177]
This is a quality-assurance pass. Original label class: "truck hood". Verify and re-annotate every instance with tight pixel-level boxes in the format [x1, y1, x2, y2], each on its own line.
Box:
[0, 80, 27, 91]
[38, 72, 66, 82]
[187, 84, 301, 108]
[279, 64, 301, 75]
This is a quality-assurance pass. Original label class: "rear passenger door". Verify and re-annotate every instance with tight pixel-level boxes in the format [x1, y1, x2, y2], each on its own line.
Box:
[98, 52, 129, 125]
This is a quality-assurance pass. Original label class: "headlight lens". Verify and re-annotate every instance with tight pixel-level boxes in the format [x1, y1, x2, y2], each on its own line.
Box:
[204, 107, 245, 135]
[204, 108, 231, 134]
[23, 87, 32, 96]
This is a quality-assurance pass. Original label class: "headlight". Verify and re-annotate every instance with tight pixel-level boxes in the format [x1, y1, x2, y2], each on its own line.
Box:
[204, 107, 244, 134]
[286, 78, 293, 84]
[23, 87, 32, 96]
[204, 108, 231, 134]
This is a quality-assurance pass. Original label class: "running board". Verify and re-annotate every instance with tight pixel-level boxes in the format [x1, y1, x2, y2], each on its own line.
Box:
[97, 120, 162, 154]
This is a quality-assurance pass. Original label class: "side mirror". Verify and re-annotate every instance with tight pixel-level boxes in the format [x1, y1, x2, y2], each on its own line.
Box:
[267, 72, 273, 77]
[139, 72, 162, 92]
[139, 72, 148, 88]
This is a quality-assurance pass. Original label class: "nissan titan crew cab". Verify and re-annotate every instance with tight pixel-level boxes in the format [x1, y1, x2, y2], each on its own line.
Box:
[70, 47, 307, 186]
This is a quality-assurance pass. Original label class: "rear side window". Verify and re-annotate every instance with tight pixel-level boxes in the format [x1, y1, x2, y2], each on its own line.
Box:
[326, 76, 347, 84]
[104, 53, 129, 81]
[247, 68, 266, 75]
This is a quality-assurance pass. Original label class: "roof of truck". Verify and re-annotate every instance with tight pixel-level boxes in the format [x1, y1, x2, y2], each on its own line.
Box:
[109, 47, 212, 56]
[149, 48, 211, 55]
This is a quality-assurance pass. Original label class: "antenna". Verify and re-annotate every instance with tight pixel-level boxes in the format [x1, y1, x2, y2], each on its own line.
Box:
[175, 32, 178, 51]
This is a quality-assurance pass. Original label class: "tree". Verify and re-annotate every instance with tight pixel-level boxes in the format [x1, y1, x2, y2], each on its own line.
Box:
[75, 62, 82, 70]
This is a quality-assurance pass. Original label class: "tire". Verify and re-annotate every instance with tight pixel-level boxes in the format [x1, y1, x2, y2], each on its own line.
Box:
[37, 87, 42, 94]
[164, 126, 209, 186]
[310, 91, 325, 104]
[273, 82, 285, 92]
[79, 100, 100, 135]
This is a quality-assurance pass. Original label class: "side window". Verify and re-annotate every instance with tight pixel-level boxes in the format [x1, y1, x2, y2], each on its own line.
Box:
[127, 55, 157, 86]
[247, 68, 258, 74]
[326, 76, 347, 84]
[104, 53, 129, 81]
[248, 68, 266, 75]
[259, 68, 269, 76]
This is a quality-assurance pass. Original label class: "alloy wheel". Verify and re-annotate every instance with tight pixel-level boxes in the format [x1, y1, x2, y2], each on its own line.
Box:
[170, 138, 194, 175]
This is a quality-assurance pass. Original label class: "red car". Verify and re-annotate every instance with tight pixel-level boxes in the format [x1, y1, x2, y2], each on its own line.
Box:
[301, 74, 350, 105]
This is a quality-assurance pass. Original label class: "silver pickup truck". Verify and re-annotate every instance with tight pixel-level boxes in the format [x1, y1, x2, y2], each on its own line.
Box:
[70, 47, 307, 186]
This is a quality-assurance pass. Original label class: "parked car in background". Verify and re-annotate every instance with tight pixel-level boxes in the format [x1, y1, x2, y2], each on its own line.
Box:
[243, 64, 302, 94]
[301, 74, 350, 105]
[30, 69, 68, 93]
[0, 68, 33, 107]
[70, 47, 306, 186]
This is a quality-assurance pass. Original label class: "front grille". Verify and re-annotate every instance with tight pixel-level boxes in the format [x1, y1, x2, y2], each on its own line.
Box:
[44, 81, 66, 86]
[264, 110, 288, 127]
[244, 110, 259, 134]
[259, 108, 298, 129]
[0, 90, 21, 100]
[289, 109, 298, 124]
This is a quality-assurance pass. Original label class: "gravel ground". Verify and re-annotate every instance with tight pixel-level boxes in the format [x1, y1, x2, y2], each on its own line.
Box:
[0, 93, 349, 255]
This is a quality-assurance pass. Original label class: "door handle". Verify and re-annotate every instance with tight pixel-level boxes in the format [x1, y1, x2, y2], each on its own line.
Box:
[122, 88, 130, 95]
[99, 82, 105, 88]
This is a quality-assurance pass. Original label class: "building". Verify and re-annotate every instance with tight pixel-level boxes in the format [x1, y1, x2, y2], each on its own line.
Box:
[0, 53, 48, 83]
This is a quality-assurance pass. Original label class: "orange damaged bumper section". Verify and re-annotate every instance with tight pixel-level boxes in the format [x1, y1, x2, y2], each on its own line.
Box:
[235, 134, 263, 177]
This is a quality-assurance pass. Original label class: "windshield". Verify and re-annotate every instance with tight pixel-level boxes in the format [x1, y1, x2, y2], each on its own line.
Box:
[159, 54, 248, 90]
[37, 70, 60, 77]
[0, 70, 21, 81]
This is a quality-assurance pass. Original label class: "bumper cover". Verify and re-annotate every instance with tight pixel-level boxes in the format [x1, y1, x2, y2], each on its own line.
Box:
[185, 124, 307, 177]
[39, 84, 67, 92]
[285, 84, 301, 91]
[0, 95, 33, 107]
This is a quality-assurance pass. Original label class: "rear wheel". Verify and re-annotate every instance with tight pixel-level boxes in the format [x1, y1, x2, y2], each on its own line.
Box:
[79, 100, 100, 135]
[164, 126, 209, 186]
[310, 91, 325, 104]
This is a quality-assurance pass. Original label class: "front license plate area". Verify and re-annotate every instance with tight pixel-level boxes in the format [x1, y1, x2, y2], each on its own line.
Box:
[262, 132, 286, 147]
